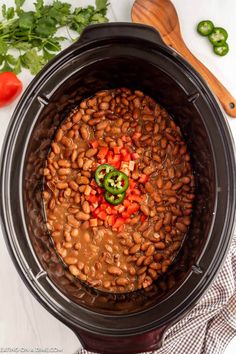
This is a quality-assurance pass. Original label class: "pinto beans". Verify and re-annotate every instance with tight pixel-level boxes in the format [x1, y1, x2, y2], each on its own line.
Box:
[44, 87, 194, 293]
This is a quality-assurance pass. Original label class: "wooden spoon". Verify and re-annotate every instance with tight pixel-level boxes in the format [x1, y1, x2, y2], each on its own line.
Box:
[132, 0, 236, 118]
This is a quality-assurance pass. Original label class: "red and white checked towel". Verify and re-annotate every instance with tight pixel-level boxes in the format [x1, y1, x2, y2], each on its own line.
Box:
[79, 233, 236, 354]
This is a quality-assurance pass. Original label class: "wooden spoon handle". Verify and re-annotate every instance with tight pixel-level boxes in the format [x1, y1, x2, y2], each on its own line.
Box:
[165, 35, 236, 117]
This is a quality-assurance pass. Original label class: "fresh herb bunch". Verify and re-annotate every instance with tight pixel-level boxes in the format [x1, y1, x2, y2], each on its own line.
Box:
[0, 0, 109, 75]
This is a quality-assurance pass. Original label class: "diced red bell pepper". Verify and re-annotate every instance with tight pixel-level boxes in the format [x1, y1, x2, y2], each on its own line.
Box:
[88, 194, 98, 203]
[138, 174, 149, 184]
[132, 152, 140, 160]
[113, 217, 125, 229]
[90, 140, 99, 149]
[107, 215, 116, 226]
[132, 132, 142, 140]
[97, 147, 109, 160]
[107, 152, 121, 168]
[97, 210, 107, 221]
[129, 194, 143, 203]
[92, 208, 99, 217]
[90, 179, 97, 188]
[140, 214, 147, 222]
[121, 211, 131, 219]
[127, 203, 140, 215]
[113, 146, 122, 154]
[129, 180, 137, 189]
[89, 218, 98, 227]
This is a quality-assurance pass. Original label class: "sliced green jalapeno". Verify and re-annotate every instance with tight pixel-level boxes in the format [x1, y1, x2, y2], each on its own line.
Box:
[103, 170, 129, 195]
[95, 164, 115, 187]
[213, 43, 229, 56]
[197, 20, 214, 36]
[208, 27, 228, 46]
[104, 191, 126, 205]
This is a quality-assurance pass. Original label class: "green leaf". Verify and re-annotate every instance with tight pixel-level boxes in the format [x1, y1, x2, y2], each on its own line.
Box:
[6, 7, 15, 20]
[35, 17, 57, 37]
[0, 60, 13, 73]
[13, 58, 22, 74]
[21, 48, 44, 74]
[6, 54, 17, 65]
[47, 1, 71, 25]
[34, 0, 44, 18]
[0, 55, 4, 65]
[91, 13, 108, 23]
[96, 0, 109, 11]
[0, 39, 8, 55]
[18, 11, 35, 30]
[2, 4, 7, 18]
[44, 38, 61, 52]
[15, 0, 26, 14]
[14, 42, 32, 51]
[43, 48, 55, 61]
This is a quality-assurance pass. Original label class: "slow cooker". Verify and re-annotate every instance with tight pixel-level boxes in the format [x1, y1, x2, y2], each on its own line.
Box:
[0, 23, 235, 353]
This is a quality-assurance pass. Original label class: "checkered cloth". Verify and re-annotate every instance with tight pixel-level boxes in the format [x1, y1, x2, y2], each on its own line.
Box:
[79, 232, 236, 354]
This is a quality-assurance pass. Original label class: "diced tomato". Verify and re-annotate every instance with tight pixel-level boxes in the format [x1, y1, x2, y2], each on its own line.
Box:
[89, 218, 98, 227]
[90, 140, 99, 149]
[138, 174, 148, 184]
[97, 210, 107, 221]
[97, 147, 109, 160]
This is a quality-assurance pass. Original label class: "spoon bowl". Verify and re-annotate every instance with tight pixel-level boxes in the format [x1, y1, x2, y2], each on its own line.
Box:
[132, 0, 236, 117]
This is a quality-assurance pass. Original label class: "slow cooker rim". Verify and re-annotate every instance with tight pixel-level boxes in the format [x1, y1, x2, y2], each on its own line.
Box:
[1, 24, 236, 336]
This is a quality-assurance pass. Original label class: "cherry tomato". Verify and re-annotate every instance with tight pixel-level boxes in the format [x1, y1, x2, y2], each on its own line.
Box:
[0, 72, 23, 107]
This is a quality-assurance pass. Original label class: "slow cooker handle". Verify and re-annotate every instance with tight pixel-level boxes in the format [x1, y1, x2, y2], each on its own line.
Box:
[77, 22, 165, 46]
[73, 325, 167, 354]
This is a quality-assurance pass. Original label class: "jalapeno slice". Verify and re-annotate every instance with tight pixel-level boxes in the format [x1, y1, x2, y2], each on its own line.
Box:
[95, 164, 115, 187]
[197, 20, 214, 36]
[105, 191, 126, 205]
[208, 27, 228, 46]
[103, 170, 129, 195]
[213, 42, 229, 56]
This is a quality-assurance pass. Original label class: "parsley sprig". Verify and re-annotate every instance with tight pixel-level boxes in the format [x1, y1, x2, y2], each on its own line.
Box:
[0, 0, 109, 75]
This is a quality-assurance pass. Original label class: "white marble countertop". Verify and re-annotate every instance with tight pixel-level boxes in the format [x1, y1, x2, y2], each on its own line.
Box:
[0, 0, 236, 353]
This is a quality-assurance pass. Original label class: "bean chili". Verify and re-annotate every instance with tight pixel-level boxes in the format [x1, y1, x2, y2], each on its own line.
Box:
[43, 88, 195, 293]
